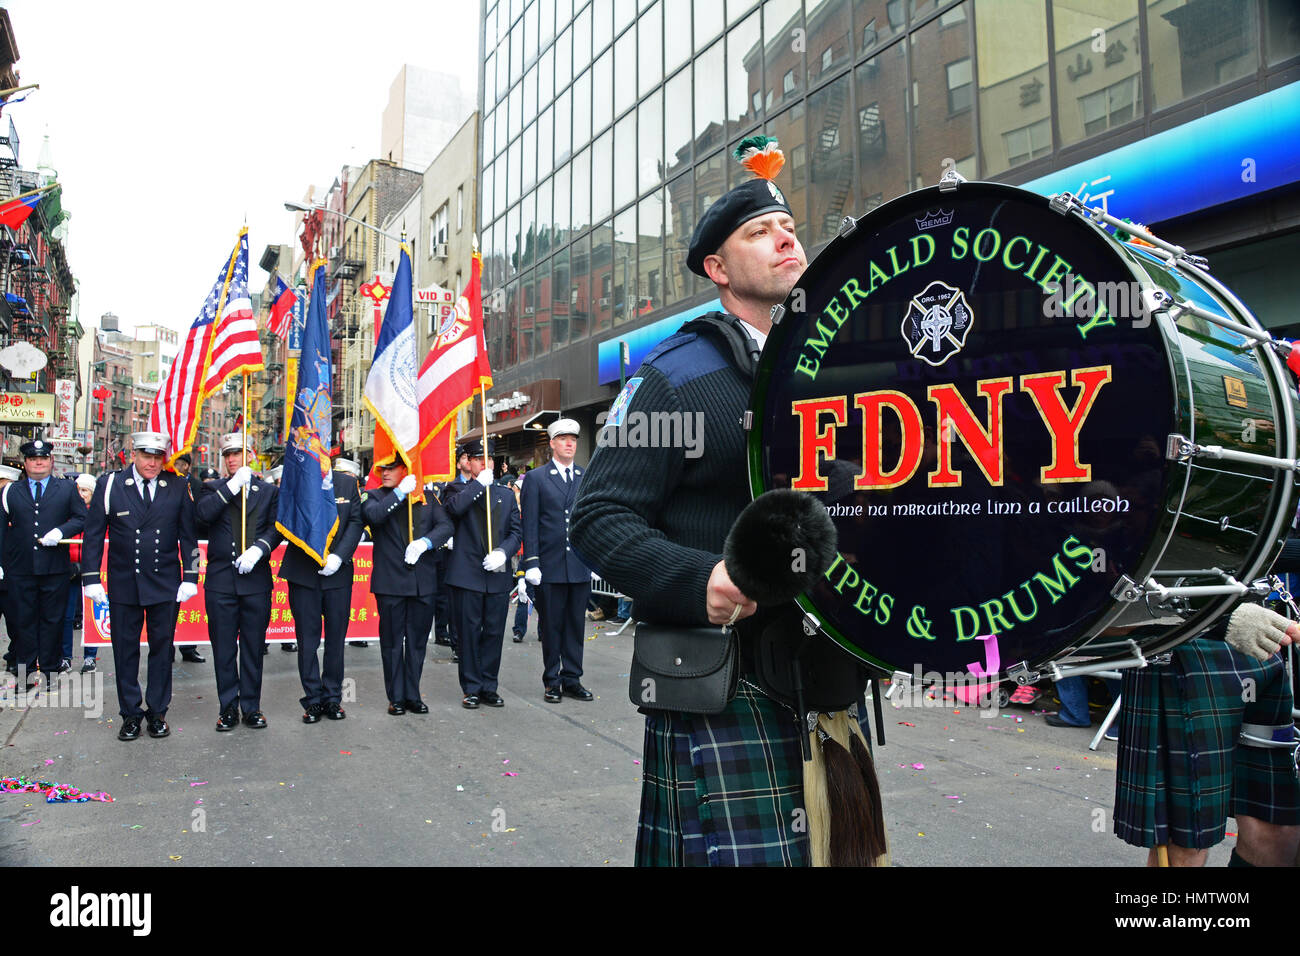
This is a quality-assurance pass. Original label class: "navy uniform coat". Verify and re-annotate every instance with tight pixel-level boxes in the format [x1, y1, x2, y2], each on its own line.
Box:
[278, 471, 365, 590]
[195, 477, 284, 595]
[361, 487, 453, 597]
[0, 476, 87, 576]
[82, 468, 199, 606]
[444, 480, 522, 594]
[520, 464, 591, 583]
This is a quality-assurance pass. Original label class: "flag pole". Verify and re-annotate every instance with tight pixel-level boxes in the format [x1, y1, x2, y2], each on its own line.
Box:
[241, 371, 248, 551]
[480, 383, 492, 555]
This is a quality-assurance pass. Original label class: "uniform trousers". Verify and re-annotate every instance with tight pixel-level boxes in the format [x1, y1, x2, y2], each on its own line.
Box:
[538, 580, 590, 689]
[450, 586, 509, 697]
[436, 572, 456, 649]
[204, 589, 271, 716]
[109, 601, 178, 718]
[288, 584, 350, 708]
[375, 593, 435, 704]
[8, 573, 70, 672]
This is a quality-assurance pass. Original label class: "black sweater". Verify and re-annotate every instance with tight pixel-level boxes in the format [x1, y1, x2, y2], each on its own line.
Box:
[571, 312, 760, 626]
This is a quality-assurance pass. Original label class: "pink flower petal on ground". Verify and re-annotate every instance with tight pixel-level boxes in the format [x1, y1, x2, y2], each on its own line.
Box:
[911, 763, 925, 770]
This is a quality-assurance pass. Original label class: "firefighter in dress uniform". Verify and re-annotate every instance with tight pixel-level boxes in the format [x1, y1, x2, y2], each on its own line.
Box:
[281, 455, 365, 722]
[196, 432, 283, 731]
[82, 431, 200, 741]
[0, 439, 88, 684]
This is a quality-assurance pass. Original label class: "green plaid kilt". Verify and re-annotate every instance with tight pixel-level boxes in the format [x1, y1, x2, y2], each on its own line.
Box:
[1114, 637, 1300, 849]
[636, 681, 810, 866]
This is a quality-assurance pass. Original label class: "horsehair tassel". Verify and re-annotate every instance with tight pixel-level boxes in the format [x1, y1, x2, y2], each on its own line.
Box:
[820, 712, 888, 866]
[802, 717, 832, 867]
[848, 725, 889, 863]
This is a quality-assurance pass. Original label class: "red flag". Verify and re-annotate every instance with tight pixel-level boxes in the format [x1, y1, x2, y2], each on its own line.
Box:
[0, 191, 44, 229]
[416, 252, 493, 481]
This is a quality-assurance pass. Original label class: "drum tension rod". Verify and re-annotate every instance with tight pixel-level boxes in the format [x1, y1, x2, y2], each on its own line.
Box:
[1048, 641, 1153, 681]
[1148, 290, 1286, 353]
[1049, 192, 1209, 270]
[1112, 573, 1272, 604]
[1166, 432, 1300, 473]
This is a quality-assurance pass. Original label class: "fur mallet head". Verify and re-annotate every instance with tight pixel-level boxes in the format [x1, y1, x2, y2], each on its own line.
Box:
[724, 489, 838, 604]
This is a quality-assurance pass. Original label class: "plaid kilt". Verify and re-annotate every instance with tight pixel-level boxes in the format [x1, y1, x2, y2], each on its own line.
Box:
[636, 681, 809, 866]
[1113, 637, 1300, 849]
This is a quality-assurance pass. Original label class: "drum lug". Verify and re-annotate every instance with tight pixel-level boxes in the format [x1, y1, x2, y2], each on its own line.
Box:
[1111, 574, 1144, 603]
[742, 409, 753, 431]
[1165, 433, 1195, 462]
[770, 303, 786, 326]
[1048, 192, 1079, 215]
[1006, 661, 1037, 686]
[801, 611, 820, 637]
[885, 670, 912, 701]
[837, 215, 858, 238]
[938, 167, 967, 192]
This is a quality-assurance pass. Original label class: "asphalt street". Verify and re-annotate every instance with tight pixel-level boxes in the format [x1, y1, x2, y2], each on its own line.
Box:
[0, 616, 1233, 867]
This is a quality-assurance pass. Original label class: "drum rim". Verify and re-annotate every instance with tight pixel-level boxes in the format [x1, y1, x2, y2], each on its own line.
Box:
[746, 180, 1273, 677]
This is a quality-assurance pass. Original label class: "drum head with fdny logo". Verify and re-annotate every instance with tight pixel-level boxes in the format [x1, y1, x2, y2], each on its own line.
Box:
[749, 183, 1179, 679]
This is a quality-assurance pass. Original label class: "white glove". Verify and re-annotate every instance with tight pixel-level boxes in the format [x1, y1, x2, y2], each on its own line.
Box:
[1225, 603, 1296, 662]
[84, 583, 106, 603]
[0, 566, 4, 581]
[319, 553, 343, 576]
[476, 468, 495, 487]
[525, 567, 542, 586]
[405, 538, 431, 565]
[396, 474, 417, 497]
[443, 536, 453, 551]
[514, 578, 531, 604]
[235, 546, 264, 574]
[482, 549, 507, 572]
[177, 582, 198, 603]
[226, 466, 253, 494]
[40, 527, 63, 547]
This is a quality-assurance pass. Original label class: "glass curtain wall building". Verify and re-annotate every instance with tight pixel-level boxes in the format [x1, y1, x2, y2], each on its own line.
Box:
[478, 0, 1300, 462]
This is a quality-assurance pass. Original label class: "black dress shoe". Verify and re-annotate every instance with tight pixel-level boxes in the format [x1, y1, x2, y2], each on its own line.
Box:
[479, 691, 505, 708]
[1044, 713, 1089, 728]
[216, 710, 239, 732]
[387, 702, 406, 716]
[180, 648, 206, 663]
[242, 711, 267, 729]
[118, 717, 142, 741]
[563, 684, 594, 701]
[434, 637, 452, 646]
[352, 641, 370, 648]
[405, 699, 429, 714]
[461, 695, 479, 709]
[544, 687, 562, 703]
[147, 717, 170, 738]
[282, 642, 297, 652]
[512, 634, 523, 643]
[324, 701, 346, 720]
[302, 703, 323, 724]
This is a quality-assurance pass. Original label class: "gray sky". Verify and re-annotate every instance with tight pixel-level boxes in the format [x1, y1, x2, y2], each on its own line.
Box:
[4, 0, 482, 335]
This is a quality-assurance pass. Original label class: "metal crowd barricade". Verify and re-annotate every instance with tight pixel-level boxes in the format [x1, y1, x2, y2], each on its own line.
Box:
[589, 575, 633, 636]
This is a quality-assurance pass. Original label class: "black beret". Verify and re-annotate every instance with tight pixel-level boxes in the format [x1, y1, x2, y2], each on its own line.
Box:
[686, 178, 793, 278]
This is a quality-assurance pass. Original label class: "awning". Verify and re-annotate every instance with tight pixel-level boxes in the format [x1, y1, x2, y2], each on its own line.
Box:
[461, 379, 562, 440]
[461, 408, 559, 440]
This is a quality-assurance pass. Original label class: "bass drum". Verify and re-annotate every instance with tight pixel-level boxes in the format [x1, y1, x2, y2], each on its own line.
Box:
[748, 182, 1298, 682]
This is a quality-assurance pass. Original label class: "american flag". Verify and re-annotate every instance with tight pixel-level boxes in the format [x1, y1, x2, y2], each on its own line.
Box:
[150, 229, 264, 464]
[203, 230, 263, 395]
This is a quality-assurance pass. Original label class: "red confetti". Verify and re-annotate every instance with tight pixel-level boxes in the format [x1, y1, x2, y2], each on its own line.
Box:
[340, 751, 352, 755]
[898, 721, 916, 727]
